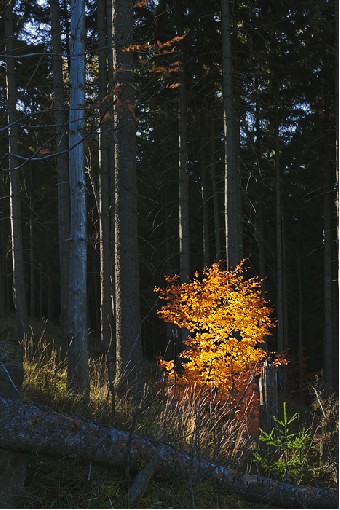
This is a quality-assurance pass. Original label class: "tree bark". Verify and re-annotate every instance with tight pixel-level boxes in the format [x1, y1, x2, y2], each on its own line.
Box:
[200, 112, 209, 268]
[98, 0, 113, 354]
[221, 0, 240, 269]
[50, 0, 70, 358]
[29, 169, 35, 318]
[4, 0, 28, 338]
[112, 0, 142, 388]
[67, 0, 89, 398]
[323, 166, 333, 388]
[275, 137, 285, 353]
[0, 397, 337, 509]
[177, 0, 190, 282]
[209, 115, 222, 261]
[254, 90, 266, 285]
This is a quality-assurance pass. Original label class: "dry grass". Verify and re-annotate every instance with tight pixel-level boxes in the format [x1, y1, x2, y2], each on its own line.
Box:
[17, 321, 338, 508]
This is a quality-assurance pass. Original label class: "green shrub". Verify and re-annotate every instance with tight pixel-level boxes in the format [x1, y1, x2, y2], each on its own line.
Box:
[254, 402, 313, 484]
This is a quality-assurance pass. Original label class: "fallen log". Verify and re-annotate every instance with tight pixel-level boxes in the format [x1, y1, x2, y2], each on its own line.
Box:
[0, 397, 337, 509]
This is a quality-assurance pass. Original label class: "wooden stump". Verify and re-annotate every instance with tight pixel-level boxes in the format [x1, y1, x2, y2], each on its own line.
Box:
[259, 359, 279, 433]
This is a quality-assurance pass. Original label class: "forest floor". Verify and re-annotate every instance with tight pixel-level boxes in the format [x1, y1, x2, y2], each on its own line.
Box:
[1, 316, 337, 509]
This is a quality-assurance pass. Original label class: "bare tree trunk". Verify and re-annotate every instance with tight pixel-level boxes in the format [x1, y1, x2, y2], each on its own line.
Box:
[232, 22, 243, 261]
[177, 0, 190, 282]
[50, 0, 70, 358]
[335, 0, 339, 248]
[323, 167, 333, 388]
[99, 0, 115, 421]
[200, 112, 209, 268]
[0, 397, 337, 509]
[106, 0, 116, 422]
[221, 0, 240, 268]
[98, 0, 113, 354]
[67, 0, 89, 398]
[254, 90, 266, 284]
[39, 259, 44, 319]
[297, 250, 304, 392]
[0, 190, 9, 316]
[0, 227, 4, 318]
[275, 137, 285, 353]
[112, 0, 142, 389]
[29, 170, 35, 318]
[4, 0, 28, 338]
[282, 213, 289, 352]
[209, 116, 222, 261]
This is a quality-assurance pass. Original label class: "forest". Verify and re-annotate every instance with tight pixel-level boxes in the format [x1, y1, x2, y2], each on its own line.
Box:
[0, 0, 338, 508]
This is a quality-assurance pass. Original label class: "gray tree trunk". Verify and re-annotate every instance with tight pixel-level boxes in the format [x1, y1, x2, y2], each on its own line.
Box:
[112, 0, 142, 389]
[177, 0, 190, 282]
[67, 0, 89, 398]
[221, 0, 240, 268]
[0, 397, 337, 509]
[4, 0, 28, 338]
[50, 0, 70, 358]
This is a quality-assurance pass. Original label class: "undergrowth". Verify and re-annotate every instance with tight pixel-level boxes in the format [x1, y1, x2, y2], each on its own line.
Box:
[14, 321, 338, 508]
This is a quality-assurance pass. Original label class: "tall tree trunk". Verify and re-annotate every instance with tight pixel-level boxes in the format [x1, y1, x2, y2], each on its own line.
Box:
[67, 0, 89, 398]
[0, 200, 5, 317]
[221, 0, 240, 268]
[232, 15, 243, 261]
[107, 0, 117, 421]
[0, 186, 9, 315]
[39, 259, 44, 319]
[177, 0, 190, 282]
[99, 0, 115, 421]
[282, 212, 288, 351]
[209, 116, 222, 261]
[254, 92, 266, 283]
[50, 0, 70, 358]
[275, 137, 285, 353]
[200, 112, 209, 268]
[323, 166, 333, 388]
[112, 0, 142, 389]
[4, 0, 28, 338]
[297, 250, 304, 392]
[29, 169, 35, 318]
[98, 0, 113, 354]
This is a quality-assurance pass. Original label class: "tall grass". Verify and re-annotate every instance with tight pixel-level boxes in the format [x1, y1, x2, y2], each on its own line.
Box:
[20, 322, 338, 509]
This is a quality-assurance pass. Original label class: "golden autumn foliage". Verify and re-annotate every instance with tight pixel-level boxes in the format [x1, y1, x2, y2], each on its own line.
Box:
[155, 261, 276, 397]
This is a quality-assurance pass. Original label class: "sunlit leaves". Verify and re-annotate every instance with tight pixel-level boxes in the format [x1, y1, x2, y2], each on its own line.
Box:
[155, 260, 277, 395]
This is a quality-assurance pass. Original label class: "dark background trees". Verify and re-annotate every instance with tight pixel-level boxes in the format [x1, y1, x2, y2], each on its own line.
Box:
[0, 0, 338, 392]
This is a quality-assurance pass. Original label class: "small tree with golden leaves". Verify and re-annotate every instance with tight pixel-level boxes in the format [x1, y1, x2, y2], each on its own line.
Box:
[155, 261, 276, 406]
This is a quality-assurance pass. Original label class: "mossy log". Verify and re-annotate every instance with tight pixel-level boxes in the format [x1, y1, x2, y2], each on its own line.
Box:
[0, 397, 338, 509]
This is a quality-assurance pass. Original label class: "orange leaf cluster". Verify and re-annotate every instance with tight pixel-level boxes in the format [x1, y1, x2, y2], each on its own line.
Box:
[155, 261, 276, 396]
